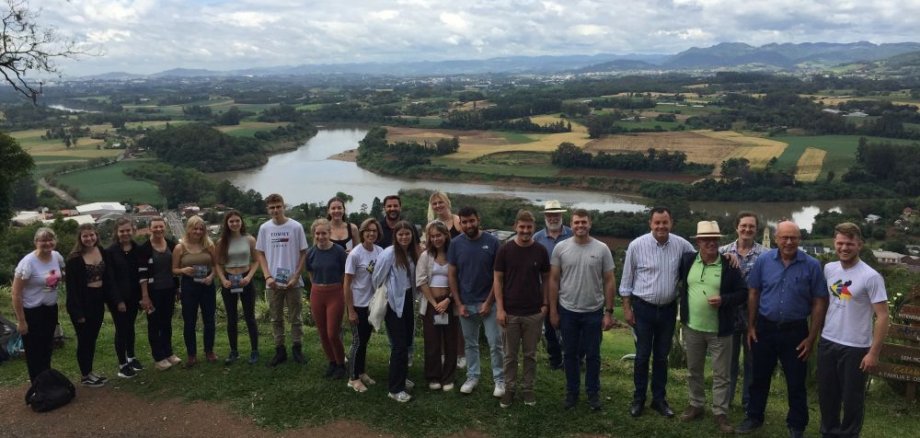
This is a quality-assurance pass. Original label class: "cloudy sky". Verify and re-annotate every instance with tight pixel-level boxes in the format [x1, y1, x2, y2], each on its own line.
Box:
[32, 0, 920, 76]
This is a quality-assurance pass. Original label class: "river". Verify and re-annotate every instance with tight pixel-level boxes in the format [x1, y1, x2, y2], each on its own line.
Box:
[222, 128, 849, 231]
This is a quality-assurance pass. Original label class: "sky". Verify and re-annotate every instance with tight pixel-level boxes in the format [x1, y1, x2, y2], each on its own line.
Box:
[30, 0, 920, 76]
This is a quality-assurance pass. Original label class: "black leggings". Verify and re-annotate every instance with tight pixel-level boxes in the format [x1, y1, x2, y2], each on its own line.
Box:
[146, 288, 176, 361]
[107, 298, 139, 365]
[221, 280, 258, 353]
[22, 304, 58, 382]
[348, 306, 373, 380]
[71, 287, 105, 376]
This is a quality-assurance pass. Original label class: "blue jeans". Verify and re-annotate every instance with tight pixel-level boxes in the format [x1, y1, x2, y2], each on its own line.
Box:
[559, 306, 603, 395]
[459, 303, 504, 383]
[180, 277, 216, 357]
[631, 298, 677, 403]
[747, 318, 810, 431]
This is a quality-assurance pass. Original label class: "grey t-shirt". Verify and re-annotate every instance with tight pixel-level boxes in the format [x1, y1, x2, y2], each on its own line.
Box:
[551, 237, 615, 312]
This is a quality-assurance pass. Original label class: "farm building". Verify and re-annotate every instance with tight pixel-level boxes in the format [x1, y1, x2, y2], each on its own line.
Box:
[11, 211, 43, 226]
[76, 202, 128, 218]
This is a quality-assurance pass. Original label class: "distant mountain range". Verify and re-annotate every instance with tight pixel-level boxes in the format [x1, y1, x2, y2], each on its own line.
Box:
[76, 41, 920, 79]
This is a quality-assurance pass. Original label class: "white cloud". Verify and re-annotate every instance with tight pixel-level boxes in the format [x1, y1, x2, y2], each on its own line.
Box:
[215, 11, 281, 28]
[86, 29, 132, 43]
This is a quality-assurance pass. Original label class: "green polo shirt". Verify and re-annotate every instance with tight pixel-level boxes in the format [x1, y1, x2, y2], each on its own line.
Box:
[687, 254, 721, 333]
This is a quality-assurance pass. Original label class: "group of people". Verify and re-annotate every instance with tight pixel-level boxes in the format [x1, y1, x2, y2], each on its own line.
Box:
[10, 192, 889, 437]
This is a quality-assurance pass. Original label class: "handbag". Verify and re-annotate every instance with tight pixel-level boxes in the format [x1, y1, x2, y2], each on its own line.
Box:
[368, 283, 388, 332]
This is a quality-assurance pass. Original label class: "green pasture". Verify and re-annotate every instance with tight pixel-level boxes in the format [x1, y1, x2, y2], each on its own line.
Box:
[215, 121, 287, 138]
[53, 160, 165, 205]
[496, 131, 537, 144]
[432, 151, 557, 178]
[772, 135, 920, 179]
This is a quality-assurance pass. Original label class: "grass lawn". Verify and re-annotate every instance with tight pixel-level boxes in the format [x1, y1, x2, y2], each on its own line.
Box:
[53, 160, 165, 205]
[772, 135, 920, 180]
[1, 288, 915, 437]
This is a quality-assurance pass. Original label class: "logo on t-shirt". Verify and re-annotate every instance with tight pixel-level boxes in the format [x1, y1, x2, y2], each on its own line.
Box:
[829, 279, 852, 301]
[45, 269, 61, 292]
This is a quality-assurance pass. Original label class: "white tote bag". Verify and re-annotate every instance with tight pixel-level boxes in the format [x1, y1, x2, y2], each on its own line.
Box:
[368, 283, 389, 332]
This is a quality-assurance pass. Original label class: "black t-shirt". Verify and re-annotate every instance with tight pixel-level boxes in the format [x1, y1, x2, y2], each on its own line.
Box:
[494, 240, 550, 316]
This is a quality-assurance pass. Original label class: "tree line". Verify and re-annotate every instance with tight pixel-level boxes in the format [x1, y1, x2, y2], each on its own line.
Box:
[550, 142, 713, 173]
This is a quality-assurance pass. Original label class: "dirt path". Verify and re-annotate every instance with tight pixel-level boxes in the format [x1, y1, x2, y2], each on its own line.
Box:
[0, 384, 394, 438]
[37, 178, 79, 206]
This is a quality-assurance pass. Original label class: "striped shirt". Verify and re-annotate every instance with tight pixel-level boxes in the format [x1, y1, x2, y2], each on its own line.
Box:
[619, 232, 694, 305]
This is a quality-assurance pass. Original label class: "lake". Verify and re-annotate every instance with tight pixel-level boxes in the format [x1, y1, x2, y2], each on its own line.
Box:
[222, 128, 849, 231]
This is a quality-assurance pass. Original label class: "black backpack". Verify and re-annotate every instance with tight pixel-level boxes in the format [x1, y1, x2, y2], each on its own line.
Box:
[25, 369, 76, 412]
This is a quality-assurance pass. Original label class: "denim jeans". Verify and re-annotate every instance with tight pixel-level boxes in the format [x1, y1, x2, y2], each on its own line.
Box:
[459, 303, 504, 383]
[631, 298, 677, 403]
[729, 330, 753, 410]
[747, 318, 810, 431]
[559, 306, 603, 396]
[180, 276, 216, 357]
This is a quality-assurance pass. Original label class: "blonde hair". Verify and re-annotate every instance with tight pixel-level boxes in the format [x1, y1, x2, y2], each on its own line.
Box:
[311, 217, 331, 234]
[427, 191, 452, 222]
[183, 215, 214, 249]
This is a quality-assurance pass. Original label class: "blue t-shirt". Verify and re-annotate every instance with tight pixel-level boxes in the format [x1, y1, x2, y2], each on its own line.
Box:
[306, 244, 347, 284]
[747, 249, 827, 322]
[448, 231, 500, 305]
[533, 226, 573, 256]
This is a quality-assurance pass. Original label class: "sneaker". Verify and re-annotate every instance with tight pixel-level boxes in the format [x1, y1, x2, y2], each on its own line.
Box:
[348, 379, 368, 393]
[128, 358, 144, 371]
[268, 345, 287, 367]
[81, 375, 105, 387]
[735, 417, 763, 434]
[205, 351, 218, 363]
[522, 392, 536, 406]
[460, 378, 478, 394]
[500, 391, 513, 408]
[167, 355, 182, 365]
[493, 382, 506, 398]
[405, 379, 415, 391]
[388, 391, 412, 403]
[225, 351, 239, 365]
[117, 364, 137, 378]
[359, 373, 376, 386]
[429, 382, 442, 390]
[442, 383, 455, 392]
[715, 414, 734, 434]
[291, 343, 305, 364]
[89, 372, 108, 383]
[155, 359, 172, 371]
[457, 357, 467, 369]
[248, 351, 259, 365]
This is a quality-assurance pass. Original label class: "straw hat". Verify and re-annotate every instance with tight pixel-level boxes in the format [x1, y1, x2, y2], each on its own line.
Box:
[543, 200, 567, 214]
[692, 221, 723, 239]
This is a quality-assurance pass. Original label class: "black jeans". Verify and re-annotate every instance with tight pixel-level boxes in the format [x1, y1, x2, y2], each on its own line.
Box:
[729, 329, 753, 410]
[146, 287, 176, 361]
[544, 310, 563, 367]
[107, 298, 139, 365]
[747, 318, 810, 431]
[817, 338, 869, 438]
[631, 297, 677, 403]
[22, 304, 58, 381]
[348, 306, 373, 380]
[221, 279, 258, 354]
[180, 277, 216, 357]
[385, 292, 414, 393]
[70, 287, 105, 376]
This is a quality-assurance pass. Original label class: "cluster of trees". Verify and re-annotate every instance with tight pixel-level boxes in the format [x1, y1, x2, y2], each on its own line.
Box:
[442, 111, 571, 133]
[124, 162, 265, 211]
[844, 138, 920, 196]
[356, 127, 459, 174]
[182, 105, 247, 125]
[590, 94, 656, 110]
[551, 142, 712, 173]
[138, 123, 268, 172]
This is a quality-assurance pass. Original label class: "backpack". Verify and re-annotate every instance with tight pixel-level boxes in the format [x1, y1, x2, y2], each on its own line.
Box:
[0, 314, 22, 363]
[25, 369, 76, 412]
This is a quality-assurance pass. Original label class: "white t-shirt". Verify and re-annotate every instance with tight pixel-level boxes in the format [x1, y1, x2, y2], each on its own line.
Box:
[551, 237, 616, 312]
[255, 218, 309, 288]
[821, 260, 888, 348]
[15, 251, 65, 308]
[345, 244, 382, 307]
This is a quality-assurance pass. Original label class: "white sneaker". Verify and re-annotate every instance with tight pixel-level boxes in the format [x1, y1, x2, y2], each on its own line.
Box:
[460, 378, 478, 394]
[428, 382, 442, 390]
[457, 357, 467, 369]
[155, 359, 172, 371]
[388, 391, 412, 403]
[442, 383, 455, 392]
[493, 382, 506, 398]
[359, 373, 376, 386]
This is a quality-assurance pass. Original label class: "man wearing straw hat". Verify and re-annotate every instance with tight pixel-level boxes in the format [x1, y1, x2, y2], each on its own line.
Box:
[676, 221, 748, 434]
[533, 200, 573, 370]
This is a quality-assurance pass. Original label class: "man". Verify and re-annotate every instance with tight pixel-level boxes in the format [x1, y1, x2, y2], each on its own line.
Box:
[736, 221, 828, 438]
[548, 209, 616, 411]
[378, 195, 403, 249]
[619, 207, 694, 418]
[494, 210, 550, 408]
[719, 211, 766, 412]
[818, 222, 888, 438]
[256, 193, 310, 367]
[677, 221, 748, 434]
[449, 206, 504, 397]
[533, 200, 573, 370]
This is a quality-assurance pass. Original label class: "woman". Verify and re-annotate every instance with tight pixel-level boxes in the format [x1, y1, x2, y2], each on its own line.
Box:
[416, 221, 459, 391]
[172, 215, 217, 368]
[66, 223, 119, 387]
[428, 191, 462, 239]
[106, 217, 144, 378]
[214, 210, 260, 365]
[306, 218, 348, 379]
[11, 227, 65, 382]
[139, 216, 180, 370]
[344, 218, 383, 392]
[327, 197, 359, 251]
[372, 221, 420, 402]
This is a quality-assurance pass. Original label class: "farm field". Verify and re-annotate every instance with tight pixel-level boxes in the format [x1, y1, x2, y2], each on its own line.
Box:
[794, 147, 827, 182]
[215, 121, 287, 137]
[11, 128, 117, 159]
[771, 134, 920, 180]
[53, 160, 165, 205]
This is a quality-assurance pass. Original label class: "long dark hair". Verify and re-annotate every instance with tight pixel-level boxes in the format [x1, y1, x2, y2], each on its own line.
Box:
[424, 220, 450, 259]
[217, 210, 247, 264]
[326, 197, 347, 221]
[392, 220, 418, 270]
[69, 223, 99, 260]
